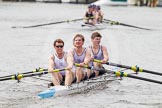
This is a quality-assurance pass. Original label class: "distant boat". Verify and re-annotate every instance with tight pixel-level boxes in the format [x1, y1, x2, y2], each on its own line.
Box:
[36, 0, 96, 3]
[36, 0, 61, 3]
[92, 0, 128, 6]
[61, 0, 70, 3]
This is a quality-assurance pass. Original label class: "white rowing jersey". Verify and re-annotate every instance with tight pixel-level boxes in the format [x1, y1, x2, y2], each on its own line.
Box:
[73, 48, 86, 63]
[53, 52, 67, 76]
[90, 45, 104, 60]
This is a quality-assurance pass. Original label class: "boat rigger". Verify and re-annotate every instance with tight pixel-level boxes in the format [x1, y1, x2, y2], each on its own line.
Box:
[0, 61, 161, 99]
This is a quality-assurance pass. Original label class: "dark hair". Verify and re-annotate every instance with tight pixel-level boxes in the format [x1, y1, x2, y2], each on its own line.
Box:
[91, 32, 102, 39]
[53, 39, 64, 46]
[96, 6, 101, 10]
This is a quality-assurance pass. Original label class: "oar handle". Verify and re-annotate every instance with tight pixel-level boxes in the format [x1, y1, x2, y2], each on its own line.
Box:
[74, 63, 106, 72]
[52, 68, 67, 72]
[74, 63, 90, 69]
[84, 16, 95, 20]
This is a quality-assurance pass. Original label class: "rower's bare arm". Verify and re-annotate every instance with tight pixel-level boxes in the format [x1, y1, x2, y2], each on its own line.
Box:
[48, 55, 55, 72]
[84, 48, 91, 65]
[102, 46, 109, 63]
[66, 51, 74, 69]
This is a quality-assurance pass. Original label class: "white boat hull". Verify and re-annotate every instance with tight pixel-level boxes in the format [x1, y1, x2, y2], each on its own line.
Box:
[38, 72, 117, 98]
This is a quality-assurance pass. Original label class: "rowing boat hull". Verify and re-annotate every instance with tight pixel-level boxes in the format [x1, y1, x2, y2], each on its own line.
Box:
[81, 23, 106, 30]
[38, 72, 117, 99]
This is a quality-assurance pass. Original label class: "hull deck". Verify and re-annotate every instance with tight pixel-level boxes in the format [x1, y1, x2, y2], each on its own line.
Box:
[38, 70, 118, 98]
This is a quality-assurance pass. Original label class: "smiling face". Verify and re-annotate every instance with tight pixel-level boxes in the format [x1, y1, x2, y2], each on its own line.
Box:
[53, 39, 64, 54]
[73, 34, 85, 48]
[91, 32, 102, 46]
[92, 36, 101, 46]
[54, 42, 64, 54]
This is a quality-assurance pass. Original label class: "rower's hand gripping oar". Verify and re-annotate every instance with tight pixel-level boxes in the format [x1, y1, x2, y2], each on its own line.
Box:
[93, 59, 162, 76]
[74, 63, 162, 85]
[103, 19, 151, 30]
[12, 18, 83, 28]
[0, 68, 67, 82]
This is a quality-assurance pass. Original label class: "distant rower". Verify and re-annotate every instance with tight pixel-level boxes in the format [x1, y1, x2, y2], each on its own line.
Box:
[84, 4, 95, 25]
[84, 4, 104, 25]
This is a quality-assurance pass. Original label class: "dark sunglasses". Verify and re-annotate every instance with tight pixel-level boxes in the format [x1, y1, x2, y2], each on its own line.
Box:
[55, 45, 63, 48]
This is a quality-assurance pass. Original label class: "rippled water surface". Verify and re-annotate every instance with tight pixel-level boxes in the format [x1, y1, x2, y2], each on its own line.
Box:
[0, 2, 162, 108]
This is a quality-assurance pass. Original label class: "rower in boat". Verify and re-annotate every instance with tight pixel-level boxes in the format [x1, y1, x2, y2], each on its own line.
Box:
[48, 35, 106, 88]
[89, 32, 109, 77]
[84, 4, 95, 25]
[95, 5, 104, 23]
[68, 34, 92, 83]
[70, 34, 91, 83]
[48, 39, 75, 86]
[83, 4, 104, 27]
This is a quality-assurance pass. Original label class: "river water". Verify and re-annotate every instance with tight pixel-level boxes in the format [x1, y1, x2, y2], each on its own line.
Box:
[0, 2, 162, 108]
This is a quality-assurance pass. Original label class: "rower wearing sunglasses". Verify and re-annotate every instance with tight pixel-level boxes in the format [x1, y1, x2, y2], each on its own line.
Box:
[48, 39, 74, 86]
